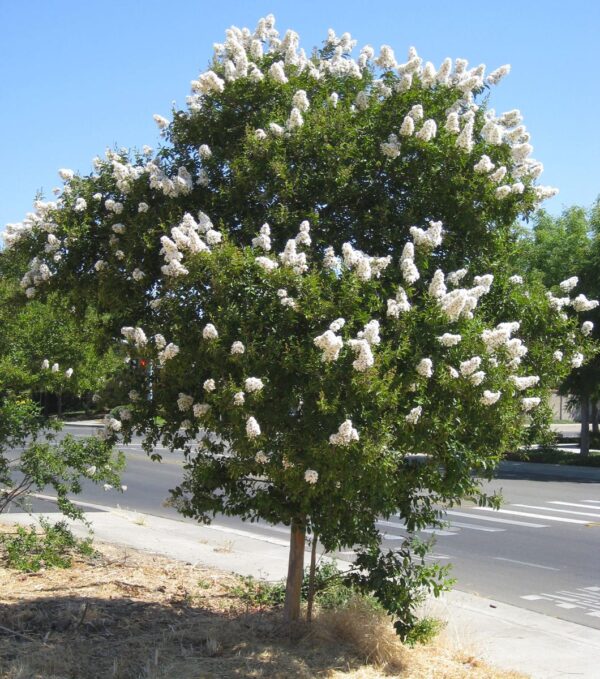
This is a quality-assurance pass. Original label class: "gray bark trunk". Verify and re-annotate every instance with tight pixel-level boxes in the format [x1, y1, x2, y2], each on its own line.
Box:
[283, 520, 305, 623]
[580, 394, 590, 457]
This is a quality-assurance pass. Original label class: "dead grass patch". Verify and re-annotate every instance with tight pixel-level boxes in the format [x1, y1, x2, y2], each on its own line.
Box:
[0, 525, 527, 678]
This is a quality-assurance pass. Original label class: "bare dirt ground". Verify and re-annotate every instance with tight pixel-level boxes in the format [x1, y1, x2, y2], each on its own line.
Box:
[0, 529, 526, 679]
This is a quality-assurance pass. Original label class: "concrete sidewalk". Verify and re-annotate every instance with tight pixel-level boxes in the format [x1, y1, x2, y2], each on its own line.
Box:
[2, 504, 599, 679]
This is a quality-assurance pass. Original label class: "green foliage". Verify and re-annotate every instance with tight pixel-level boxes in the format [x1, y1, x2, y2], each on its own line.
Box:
[403, 616, 445, 647]
[0, 518, 95, 572]
[507, 445, 600, 466]
[0, 396, 124, 519]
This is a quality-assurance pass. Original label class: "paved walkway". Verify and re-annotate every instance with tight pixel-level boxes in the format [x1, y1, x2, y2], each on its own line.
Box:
[2, 502, 600, 678]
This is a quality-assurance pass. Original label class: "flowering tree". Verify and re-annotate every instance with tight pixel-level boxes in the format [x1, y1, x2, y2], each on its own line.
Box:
[4, 16, 597, 632]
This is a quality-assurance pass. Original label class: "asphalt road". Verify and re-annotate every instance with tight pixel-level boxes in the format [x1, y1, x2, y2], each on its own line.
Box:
[9, 424, 600, 630]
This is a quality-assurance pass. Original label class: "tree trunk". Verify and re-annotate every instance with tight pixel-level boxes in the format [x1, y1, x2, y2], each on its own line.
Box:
[580, 394, 590, 458]
[57, 391, 63, 418]
[592, 401, 599, 436]
[306, 534, 318, 623]
[283, 519, 306, 623]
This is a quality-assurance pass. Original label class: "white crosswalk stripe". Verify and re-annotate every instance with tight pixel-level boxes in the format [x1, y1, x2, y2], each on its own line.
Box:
[473, 506, 589, 524]
[512, 503, 600, 519]
[445, 509, 547, 528]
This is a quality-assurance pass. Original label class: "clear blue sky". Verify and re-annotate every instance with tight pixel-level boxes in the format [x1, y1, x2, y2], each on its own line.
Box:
[1, 0, 598, 230]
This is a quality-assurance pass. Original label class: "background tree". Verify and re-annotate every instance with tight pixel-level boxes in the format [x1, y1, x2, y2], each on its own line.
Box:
[4, 16, 595, 632]
[517, 201, 599, 454]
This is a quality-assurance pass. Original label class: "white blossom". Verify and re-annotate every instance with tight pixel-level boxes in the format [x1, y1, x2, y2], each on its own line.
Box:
[177, 393, 194, 411]
[582, 321, 594, 336]
[252, 223, 271, 251]
[348, 338, 374, 372]
[469, 371, 485, 386]
[405, 406, 422, 424]
[203, 323, 219, 340]
[233, 392, 245, 406]
[245, 377, 264, 393]
[509, 275, 523, 284]
[74, 197, 87, 212]
[510, 375, 540, 391]
[460, 356, 482, 376]
[387, 287, 411, 317]
[571, 352, 584, 368]
[437, 333, 462, 347]
[481, 390, 501, 406]
[58, 168, 74, 181]
[474, 155, 494, 173]
[198, 144, 212, 160]
[329, 318, 345, 332]
[193, 403, 211, 417]
[572, 294, 599, 312]
[400, 116, 415, 136]
[153, 114, 169, 130]
[157, 343, 179, 365]
[521, 397, 541, 412]
[304, 469, 318, 484]
[417, 358, 433, 378]
[329, 419, 359, 446]
[65, 368, 73, 378]
[428, 269, 447, 298]
[269, 61, 288, 84]
[246, 416, 261, 438]
[203, 378, 216, 392]
[415, 119, 437, 142]
[559, 276, 578, 292]
[314, 329, 344, 363]
[447, 269, 467, 286]
[445, 111, 460, 133]
[487, 64, 511, 85]
[255, 256, 279, 272]
[553, 350, 564, 362]
[231, 341, 245, 355]
[41, 359, 50, 370]
[255, 451, 268, 464]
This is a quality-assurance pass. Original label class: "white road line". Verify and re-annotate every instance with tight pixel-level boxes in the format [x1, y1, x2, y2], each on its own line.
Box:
[473, 507, 589, 525]
[447, 521, 504, 533]
[550, 501, 600, 511]
[445, 510, 547, 528]
[513, 504, 600, 519]
[583, 500, 600, 504]
[420, 528, 457, 536]
[493, 557, 559, 571]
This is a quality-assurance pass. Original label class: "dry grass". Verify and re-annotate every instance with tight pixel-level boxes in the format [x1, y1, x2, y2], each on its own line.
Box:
[0, 526, 527, 679]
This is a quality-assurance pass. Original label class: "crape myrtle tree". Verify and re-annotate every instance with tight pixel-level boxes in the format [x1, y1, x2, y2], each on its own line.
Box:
[4, 16, 597, 632]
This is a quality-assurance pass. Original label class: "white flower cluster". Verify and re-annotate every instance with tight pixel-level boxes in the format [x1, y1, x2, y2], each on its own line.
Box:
[304, 469, 318, 484]
[437, 333, 462, 347]
[158, 342, 179, 366]
[438, 275, 494, 322]
[341, 242, 391, 281]
[314, 329, 344, 363]
[416, 358, 433, 378]
[177, 393, 194, 411]
[329, 419, 359, 446]
[410, 220, 443, 249]
[277, 288, 297, 309]
[405, 406, 422, 424]
[521, 397, 541, 412]
[193, 403, 211, 417]
[582, 321, 594, 336]
[160, 211, 221, 278]
[559, 276, 578, 292]
[279, 239, 308, 274]
[387, 286, 411, 318]
[400, 242, 419, 285]
[252, 223, 271, 251]
[510, 375, 540, 391]
[203, 378, 216, 392]
[428, 269, 447, 299]
[121, 326, 147, 348]
[480, 390, 501, 406]
[202, 323, 219, 340]
[245, 377, 264, 393]
[572, 294, 599, 312]
[233, 392, 245, 406]
[246, 416, 261, 439]
[231, 341, 245, 354]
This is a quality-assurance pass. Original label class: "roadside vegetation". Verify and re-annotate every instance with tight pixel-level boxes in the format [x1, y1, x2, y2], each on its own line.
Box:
[0, 528, 526, 679]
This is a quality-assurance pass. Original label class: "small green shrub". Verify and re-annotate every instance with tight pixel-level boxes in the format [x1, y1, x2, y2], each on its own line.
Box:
[403, 616, 445, 646]
[0, 519, 95, 572]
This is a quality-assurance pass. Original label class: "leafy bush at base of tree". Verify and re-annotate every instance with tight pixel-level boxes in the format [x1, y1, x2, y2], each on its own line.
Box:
[0, 518, 96, 572]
